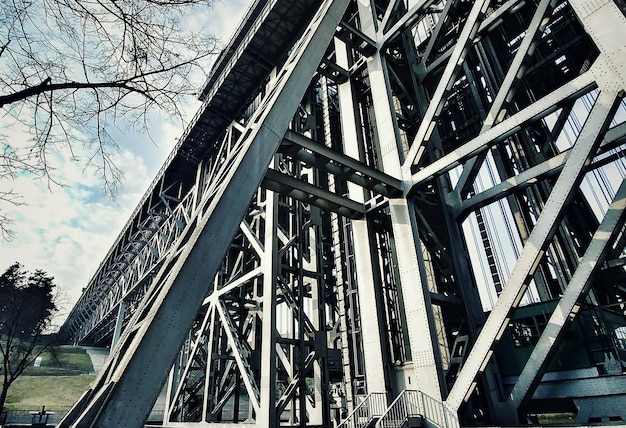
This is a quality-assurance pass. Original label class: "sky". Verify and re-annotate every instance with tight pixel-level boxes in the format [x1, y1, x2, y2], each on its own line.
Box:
[0, 0, 252, 324]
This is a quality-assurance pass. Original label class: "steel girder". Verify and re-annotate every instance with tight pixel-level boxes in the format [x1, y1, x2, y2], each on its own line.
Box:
[57, 0, 330, 347]
[58, 0, 626, 426]
[58, 1, 351, 426]
[385, 0, 626, 423]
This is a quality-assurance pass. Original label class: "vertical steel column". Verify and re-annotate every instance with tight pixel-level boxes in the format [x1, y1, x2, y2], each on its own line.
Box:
[201, 302, 217, 421]
[357, 0, 447, 400]
[258, 187, 278, 427]
[320, 74, 355, 420]
[335, 39, 390, 395]
[388, 199, 447, 399]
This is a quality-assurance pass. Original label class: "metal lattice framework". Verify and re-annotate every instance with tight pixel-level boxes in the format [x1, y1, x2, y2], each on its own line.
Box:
[58, 0, 626, 426]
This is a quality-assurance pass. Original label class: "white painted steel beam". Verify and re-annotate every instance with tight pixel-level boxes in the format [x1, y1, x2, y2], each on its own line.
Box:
[409, 70, 597, 188]
[335, 36, 390, 396]
[459, 124, 626, 217]
[403, 0, 492, 170]
[569, 0, 626, 93]
[380, 0, 438, 48]
[454, 0, 558, 196]
[358, 0, 447, 400]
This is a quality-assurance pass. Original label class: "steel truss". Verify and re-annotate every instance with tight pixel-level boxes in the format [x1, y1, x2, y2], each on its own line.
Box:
[59, 0, 626, 426]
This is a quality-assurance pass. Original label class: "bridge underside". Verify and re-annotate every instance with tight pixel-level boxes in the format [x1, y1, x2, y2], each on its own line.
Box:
[58, 0, 626, 426]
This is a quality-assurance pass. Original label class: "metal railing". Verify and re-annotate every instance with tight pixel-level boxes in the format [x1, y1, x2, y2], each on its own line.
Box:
[375, 390, 422, 428]
[375, 390, 460, 428]
[338, 392, 388, 428]
[2, 407, 71, 426]
[418, 391, 459, 428]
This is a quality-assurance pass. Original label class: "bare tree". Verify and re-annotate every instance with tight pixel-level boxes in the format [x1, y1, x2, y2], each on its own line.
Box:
[0, 0, 219, 233]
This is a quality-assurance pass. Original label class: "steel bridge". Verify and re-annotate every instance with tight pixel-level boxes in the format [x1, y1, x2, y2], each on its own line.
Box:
[57, 0, 626, 426]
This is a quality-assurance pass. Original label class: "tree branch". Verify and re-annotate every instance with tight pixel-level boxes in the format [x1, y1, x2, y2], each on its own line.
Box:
[0, 39, 10, 58]
[0, 78, 160, 108]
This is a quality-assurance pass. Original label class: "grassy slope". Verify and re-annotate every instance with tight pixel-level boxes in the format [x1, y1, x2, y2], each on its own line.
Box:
[3, 376, 95, 409]
[2, 346, 97, 410]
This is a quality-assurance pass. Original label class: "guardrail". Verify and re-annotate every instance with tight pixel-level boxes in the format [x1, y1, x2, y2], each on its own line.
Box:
[419, 391, 459, 428]
[375, 390, 421, 428]
[1, 407, 70, 426]
[375, 390, 460, 428]
[338, 392, 388, 428]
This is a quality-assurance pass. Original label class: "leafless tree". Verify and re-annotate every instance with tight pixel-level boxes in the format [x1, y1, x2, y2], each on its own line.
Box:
[0, 0, 219, 235]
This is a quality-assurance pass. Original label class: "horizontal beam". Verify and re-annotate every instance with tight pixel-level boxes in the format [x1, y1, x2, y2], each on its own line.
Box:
[456, 121, 626, 218]
[262, 168, 365, 218]
[283, 129, 403, 196]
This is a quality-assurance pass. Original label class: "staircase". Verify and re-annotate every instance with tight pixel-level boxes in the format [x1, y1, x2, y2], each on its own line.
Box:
[340, 390, 459, 428]
[375, 390, 424, 428]
[338, 392, 387, 428]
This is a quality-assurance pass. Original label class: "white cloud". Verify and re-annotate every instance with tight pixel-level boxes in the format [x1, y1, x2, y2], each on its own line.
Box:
[0, 146, 153, 318]
[0, 1, 253, 323]
[190, 0, 252, 44]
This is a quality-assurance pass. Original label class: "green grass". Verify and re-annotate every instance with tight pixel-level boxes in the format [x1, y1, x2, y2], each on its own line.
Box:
[2, 375, 96, 410]
[2, 346, 97, 410]
[25, 346, 94, 376]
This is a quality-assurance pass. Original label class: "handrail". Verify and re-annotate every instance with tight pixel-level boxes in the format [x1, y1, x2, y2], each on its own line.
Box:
[338, 392, 388, 428]
[375, 390, 460, 428]
[375, 390, 422, 428]
[417, 391, 460, 428]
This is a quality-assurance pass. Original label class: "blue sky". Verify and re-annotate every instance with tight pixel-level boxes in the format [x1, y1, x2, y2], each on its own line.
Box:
[0, 0, 251, 324]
